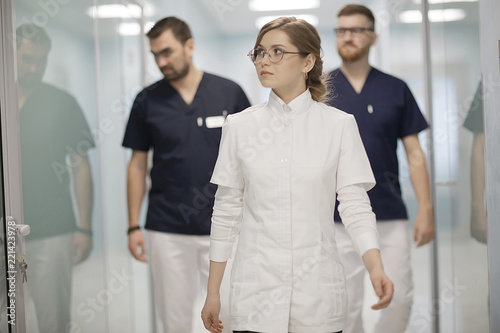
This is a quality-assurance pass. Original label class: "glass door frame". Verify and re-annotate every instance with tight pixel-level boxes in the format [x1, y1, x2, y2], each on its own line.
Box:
[0, 0, 28, 332]
[479, 0, 500, 331]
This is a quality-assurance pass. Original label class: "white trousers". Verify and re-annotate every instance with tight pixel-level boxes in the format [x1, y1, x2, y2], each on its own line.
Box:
[25, 233, 73, 333]
[148, 231, 232, 333]
[335, 220, 414, 333]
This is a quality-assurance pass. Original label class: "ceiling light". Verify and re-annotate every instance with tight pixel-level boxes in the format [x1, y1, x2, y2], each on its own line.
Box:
[413, 0, 477, 3]
[255, 15, 319, 29]
[87, 4, 142, 19]
[249, 0, 320, 11]
[118, 22, 155, 36]
[398, 9, 466, 23]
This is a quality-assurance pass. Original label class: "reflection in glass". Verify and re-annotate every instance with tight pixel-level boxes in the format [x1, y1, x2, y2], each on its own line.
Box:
[463, 82, 486, 244]
[16, 24, 94, 332]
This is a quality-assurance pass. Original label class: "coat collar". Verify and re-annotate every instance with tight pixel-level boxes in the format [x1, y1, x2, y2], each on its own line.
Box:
[268, 89, 313, 119]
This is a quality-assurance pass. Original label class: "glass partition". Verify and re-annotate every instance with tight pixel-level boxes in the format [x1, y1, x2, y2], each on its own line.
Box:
[427, 0, 488, 332]
[5, 0, 491, 331]
[13, 0, 138, 331]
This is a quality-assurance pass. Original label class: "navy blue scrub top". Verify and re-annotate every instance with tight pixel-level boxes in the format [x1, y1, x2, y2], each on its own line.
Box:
[20, 83, 95, 240]
[328, 68, 428, 221]
[122, 73, 251, 235]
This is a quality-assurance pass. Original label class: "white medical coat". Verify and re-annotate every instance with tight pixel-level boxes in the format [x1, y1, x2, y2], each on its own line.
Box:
[210, 90, 378, 333]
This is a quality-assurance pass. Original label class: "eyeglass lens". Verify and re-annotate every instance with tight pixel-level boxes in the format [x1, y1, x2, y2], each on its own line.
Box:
[335, 27, 373, 36]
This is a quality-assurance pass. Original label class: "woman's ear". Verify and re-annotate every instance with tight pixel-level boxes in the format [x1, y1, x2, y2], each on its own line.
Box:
[304, 53, 316, 74]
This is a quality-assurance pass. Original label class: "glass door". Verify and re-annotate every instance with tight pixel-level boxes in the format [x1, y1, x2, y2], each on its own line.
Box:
[1, 1, 30, 332]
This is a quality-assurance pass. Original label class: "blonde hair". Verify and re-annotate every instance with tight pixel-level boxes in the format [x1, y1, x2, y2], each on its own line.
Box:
[254, 17, 328, 102]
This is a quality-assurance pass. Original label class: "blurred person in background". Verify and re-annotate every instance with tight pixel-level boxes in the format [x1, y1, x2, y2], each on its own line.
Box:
[122, 16, 250, 333]
[327, 4, 435, 333]
[463, 81, 487, 244]
[17, 23, 94, 333]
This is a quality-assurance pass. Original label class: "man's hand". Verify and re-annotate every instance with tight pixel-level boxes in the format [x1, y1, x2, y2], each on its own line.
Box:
[413, 204, 435, 247]
[471, 203, 488, 244]
[128, 230, 148, 262]
[73, 232, 92, 264]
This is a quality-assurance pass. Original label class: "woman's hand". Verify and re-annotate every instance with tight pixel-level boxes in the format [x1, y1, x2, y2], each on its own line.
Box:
[369, 268, 394, 310]
[201, 293, 224, 333]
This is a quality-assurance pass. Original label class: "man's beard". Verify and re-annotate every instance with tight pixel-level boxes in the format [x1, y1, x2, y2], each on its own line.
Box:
[18, 73, 43, 91]
[161, 61, 189, 82]
[338, 43, 370, 62]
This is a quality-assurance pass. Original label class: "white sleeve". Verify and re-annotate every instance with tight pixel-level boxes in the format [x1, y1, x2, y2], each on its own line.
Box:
[211, 115, 245, 189]
[337, 184, 379, 256]
[336, 115, 375, 191]
[209, 185, 244, 262]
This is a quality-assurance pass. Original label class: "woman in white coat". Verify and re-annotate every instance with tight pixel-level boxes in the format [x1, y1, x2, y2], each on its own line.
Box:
[201, 17, 394, 333]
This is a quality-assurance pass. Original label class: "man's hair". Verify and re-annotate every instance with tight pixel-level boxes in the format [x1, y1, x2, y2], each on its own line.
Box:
[337, 4, 375, 29]
[146, 16, 192, 44]
[16, 24, 51, 50]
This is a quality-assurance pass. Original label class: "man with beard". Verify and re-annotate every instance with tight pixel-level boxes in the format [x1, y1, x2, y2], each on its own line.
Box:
[327, 4, 435, 333]
[16, 24, 94, 332]
[122, 17, 250, 333]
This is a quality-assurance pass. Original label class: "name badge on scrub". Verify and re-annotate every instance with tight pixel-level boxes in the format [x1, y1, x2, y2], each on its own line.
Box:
[205, 115, 225, 128]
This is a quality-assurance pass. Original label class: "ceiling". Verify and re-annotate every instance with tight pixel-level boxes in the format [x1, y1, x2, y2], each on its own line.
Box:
[13, 0, 479, 39]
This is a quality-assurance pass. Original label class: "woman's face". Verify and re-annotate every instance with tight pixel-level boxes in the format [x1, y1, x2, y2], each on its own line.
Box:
[254, 29, 311, 98]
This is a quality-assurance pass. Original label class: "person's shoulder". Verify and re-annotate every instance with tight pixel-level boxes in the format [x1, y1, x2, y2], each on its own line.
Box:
[314, 100, 354, 120]
[132, 79, 175, 104]
[203, 72, 244, 89]
[38, 82, 75, 99]
[371, 67, 408, 86]
[327, 67, 342, 77]
[142, 78, 171, 94]
[225, 102, 266, 124]
[36, 82, 80, 106]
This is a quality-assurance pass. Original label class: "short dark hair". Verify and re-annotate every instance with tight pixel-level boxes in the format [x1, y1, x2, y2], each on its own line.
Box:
[146, 16, 192, 44]
[16, 24, 51, 50]
[337, 4, 375, 29]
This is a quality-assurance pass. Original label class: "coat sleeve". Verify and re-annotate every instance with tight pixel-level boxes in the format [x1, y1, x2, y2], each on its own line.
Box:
[210, 115, 245, 189]
[209, 186, 244, 262]
[337, 184, 379, 256]
[336, 115, 376, 192]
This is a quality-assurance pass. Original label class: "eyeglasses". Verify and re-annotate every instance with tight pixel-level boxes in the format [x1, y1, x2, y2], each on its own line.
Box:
[334, 27, 374, 37]
[247, 47, 308, 64]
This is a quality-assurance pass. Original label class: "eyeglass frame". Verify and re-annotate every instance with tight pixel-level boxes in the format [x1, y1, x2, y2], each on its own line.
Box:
[334, 27, 375, 37]
[247, 47, 309, 65]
